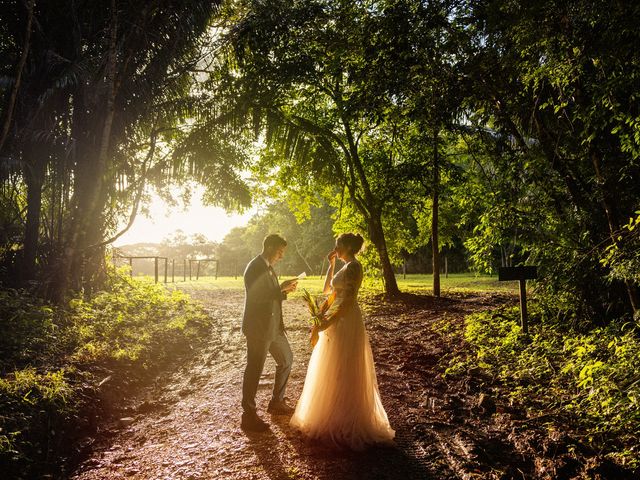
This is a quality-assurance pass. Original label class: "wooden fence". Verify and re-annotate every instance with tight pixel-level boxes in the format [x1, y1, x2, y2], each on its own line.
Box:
[113, 255, 219, 283]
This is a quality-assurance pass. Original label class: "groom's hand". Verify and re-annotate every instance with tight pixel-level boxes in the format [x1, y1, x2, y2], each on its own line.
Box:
[280, 279, 298, 293]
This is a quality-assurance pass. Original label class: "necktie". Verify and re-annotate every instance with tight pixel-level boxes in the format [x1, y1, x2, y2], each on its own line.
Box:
[268, 266, 278, 286]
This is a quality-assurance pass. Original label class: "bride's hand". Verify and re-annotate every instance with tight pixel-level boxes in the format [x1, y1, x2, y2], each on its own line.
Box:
[327, 249, 337, 265]
[310, 325, 319, 347]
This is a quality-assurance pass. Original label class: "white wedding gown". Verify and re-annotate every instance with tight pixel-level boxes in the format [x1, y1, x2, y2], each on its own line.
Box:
[290, 260, 395, 450]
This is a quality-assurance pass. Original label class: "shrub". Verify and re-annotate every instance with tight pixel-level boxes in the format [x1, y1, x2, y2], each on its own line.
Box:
[448, 305, 640, 468]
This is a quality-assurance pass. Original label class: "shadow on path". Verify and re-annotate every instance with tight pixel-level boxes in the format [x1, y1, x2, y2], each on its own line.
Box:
[245, 428, 293, 480]
[241, 411, 437, 480]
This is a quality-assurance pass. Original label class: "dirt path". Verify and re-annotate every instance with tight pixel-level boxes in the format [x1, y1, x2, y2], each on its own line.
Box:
[68, 288, 579, 480]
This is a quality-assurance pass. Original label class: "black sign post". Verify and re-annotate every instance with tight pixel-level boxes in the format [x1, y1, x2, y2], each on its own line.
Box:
[498, 266, 538, 334]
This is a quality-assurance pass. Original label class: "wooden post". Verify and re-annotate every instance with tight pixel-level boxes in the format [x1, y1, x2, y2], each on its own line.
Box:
[183, 259, 186, 282]
[189, 260, 192, 280]
[403, 259, 406, 279]
[445, 256, 448, 279]
[129, 257, 133, 277]
[519, 279, 528, 334]
[196, 260, 201, 280]
[172, 259, 175, 283]
[498, 266, 538, 334]
[154, 257, 159, 283]
[164, 257, 168, 283]
[432, 128, 440, 298]
[215, 260, 219, 280]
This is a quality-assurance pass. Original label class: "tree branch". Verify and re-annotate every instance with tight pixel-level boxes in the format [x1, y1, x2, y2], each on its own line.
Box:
[0, 0, 35, 155]
[87, 126, 159, 249]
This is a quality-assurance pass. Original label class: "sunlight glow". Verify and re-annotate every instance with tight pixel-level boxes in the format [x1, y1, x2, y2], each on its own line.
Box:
[114, 185, 256, 246]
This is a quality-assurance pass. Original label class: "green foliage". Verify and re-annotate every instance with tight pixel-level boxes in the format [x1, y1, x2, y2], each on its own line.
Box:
[0, 368, 73, 459]
[216, 200, 336, 276]
[0, 289, 60, 370]
[67, 269, 209, 367]
[448, 306, 640, 467]
[0, 0, 251, 296]
[601, 212, 640, 312]
[0, 368, 71, 406]
[0, 268, 211, 473]
[208, 0, 474, 295]
[463, 0, 640, 318]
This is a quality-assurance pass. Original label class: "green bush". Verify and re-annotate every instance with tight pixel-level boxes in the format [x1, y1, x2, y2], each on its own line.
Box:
[0, 368, 73, 456]
[0, 268, 212, 475]
[67, 270, 209, 367]
[447, 305, 640, 468]
[0, 289, 61, 372]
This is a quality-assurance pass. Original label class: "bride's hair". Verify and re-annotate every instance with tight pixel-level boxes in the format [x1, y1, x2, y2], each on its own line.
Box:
[337, 233, 364, 254]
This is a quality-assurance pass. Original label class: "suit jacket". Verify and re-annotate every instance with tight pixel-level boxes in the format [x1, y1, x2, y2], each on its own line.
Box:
[242, 255, 287, 341]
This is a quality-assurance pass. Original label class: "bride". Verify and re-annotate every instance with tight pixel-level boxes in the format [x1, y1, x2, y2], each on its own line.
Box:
[290, 233, 395, 450]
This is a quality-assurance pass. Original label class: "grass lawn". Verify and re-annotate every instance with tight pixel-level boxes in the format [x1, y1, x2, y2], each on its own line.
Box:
[390, 273, 518, 294]
[141, 272, 520, 295]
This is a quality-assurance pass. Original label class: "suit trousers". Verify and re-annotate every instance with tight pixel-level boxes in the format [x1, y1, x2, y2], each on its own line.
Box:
[241, 331, 293, 413]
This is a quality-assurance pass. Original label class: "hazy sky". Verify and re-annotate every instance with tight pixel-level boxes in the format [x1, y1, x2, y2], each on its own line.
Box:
[114, 185, 256, 246]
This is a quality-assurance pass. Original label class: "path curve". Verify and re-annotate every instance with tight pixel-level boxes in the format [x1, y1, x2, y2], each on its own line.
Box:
[70, 288, 515, 480]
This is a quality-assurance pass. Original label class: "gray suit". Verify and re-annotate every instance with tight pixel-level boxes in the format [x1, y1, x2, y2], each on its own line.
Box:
[241, 255, 293, 413]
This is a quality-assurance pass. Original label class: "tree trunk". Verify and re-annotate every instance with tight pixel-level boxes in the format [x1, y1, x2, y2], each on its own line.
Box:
[336, 104, 400, 297]
[368, 213, 400, 298]
[432, 189, 440, 296]
[22, 152, 45, 284]
[591, 149, 639, 314]
[294, 241, 313, 273]
[52, 1, 119, 301]
[80, 0, 119, 294]
[432, 129, 441, 297]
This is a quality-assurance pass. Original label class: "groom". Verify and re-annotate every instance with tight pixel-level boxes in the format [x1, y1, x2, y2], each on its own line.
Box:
[241, 234, 298, 432]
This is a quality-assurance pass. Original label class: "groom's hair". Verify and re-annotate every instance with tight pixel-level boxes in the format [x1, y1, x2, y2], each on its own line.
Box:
[263, 234, 287, 252]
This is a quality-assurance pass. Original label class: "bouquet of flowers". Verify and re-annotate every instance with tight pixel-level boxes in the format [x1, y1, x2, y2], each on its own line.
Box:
[301, 289, 336, 347]
[301, 289, 336, 326]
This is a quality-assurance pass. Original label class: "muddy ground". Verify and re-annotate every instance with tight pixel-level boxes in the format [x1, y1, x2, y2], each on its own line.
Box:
[67, 288, 636, 480]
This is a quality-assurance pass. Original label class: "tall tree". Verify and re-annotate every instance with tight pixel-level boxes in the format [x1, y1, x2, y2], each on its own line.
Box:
[208, 1, 383, 293]
[207, 0, 463, 297]
[0, 1, 251, 299]
[372, 0, 467, 296]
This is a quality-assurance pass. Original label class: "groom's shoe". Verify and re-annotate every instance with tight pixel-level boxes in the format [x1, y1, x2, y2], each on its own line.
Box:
[241, 411, 269, 432]
[267, 399, 295, 415]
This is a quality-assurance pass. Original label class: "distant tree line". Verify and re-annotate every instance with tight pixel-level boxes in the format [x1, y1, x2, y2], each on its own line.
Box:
[117, 199, 473, 278]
